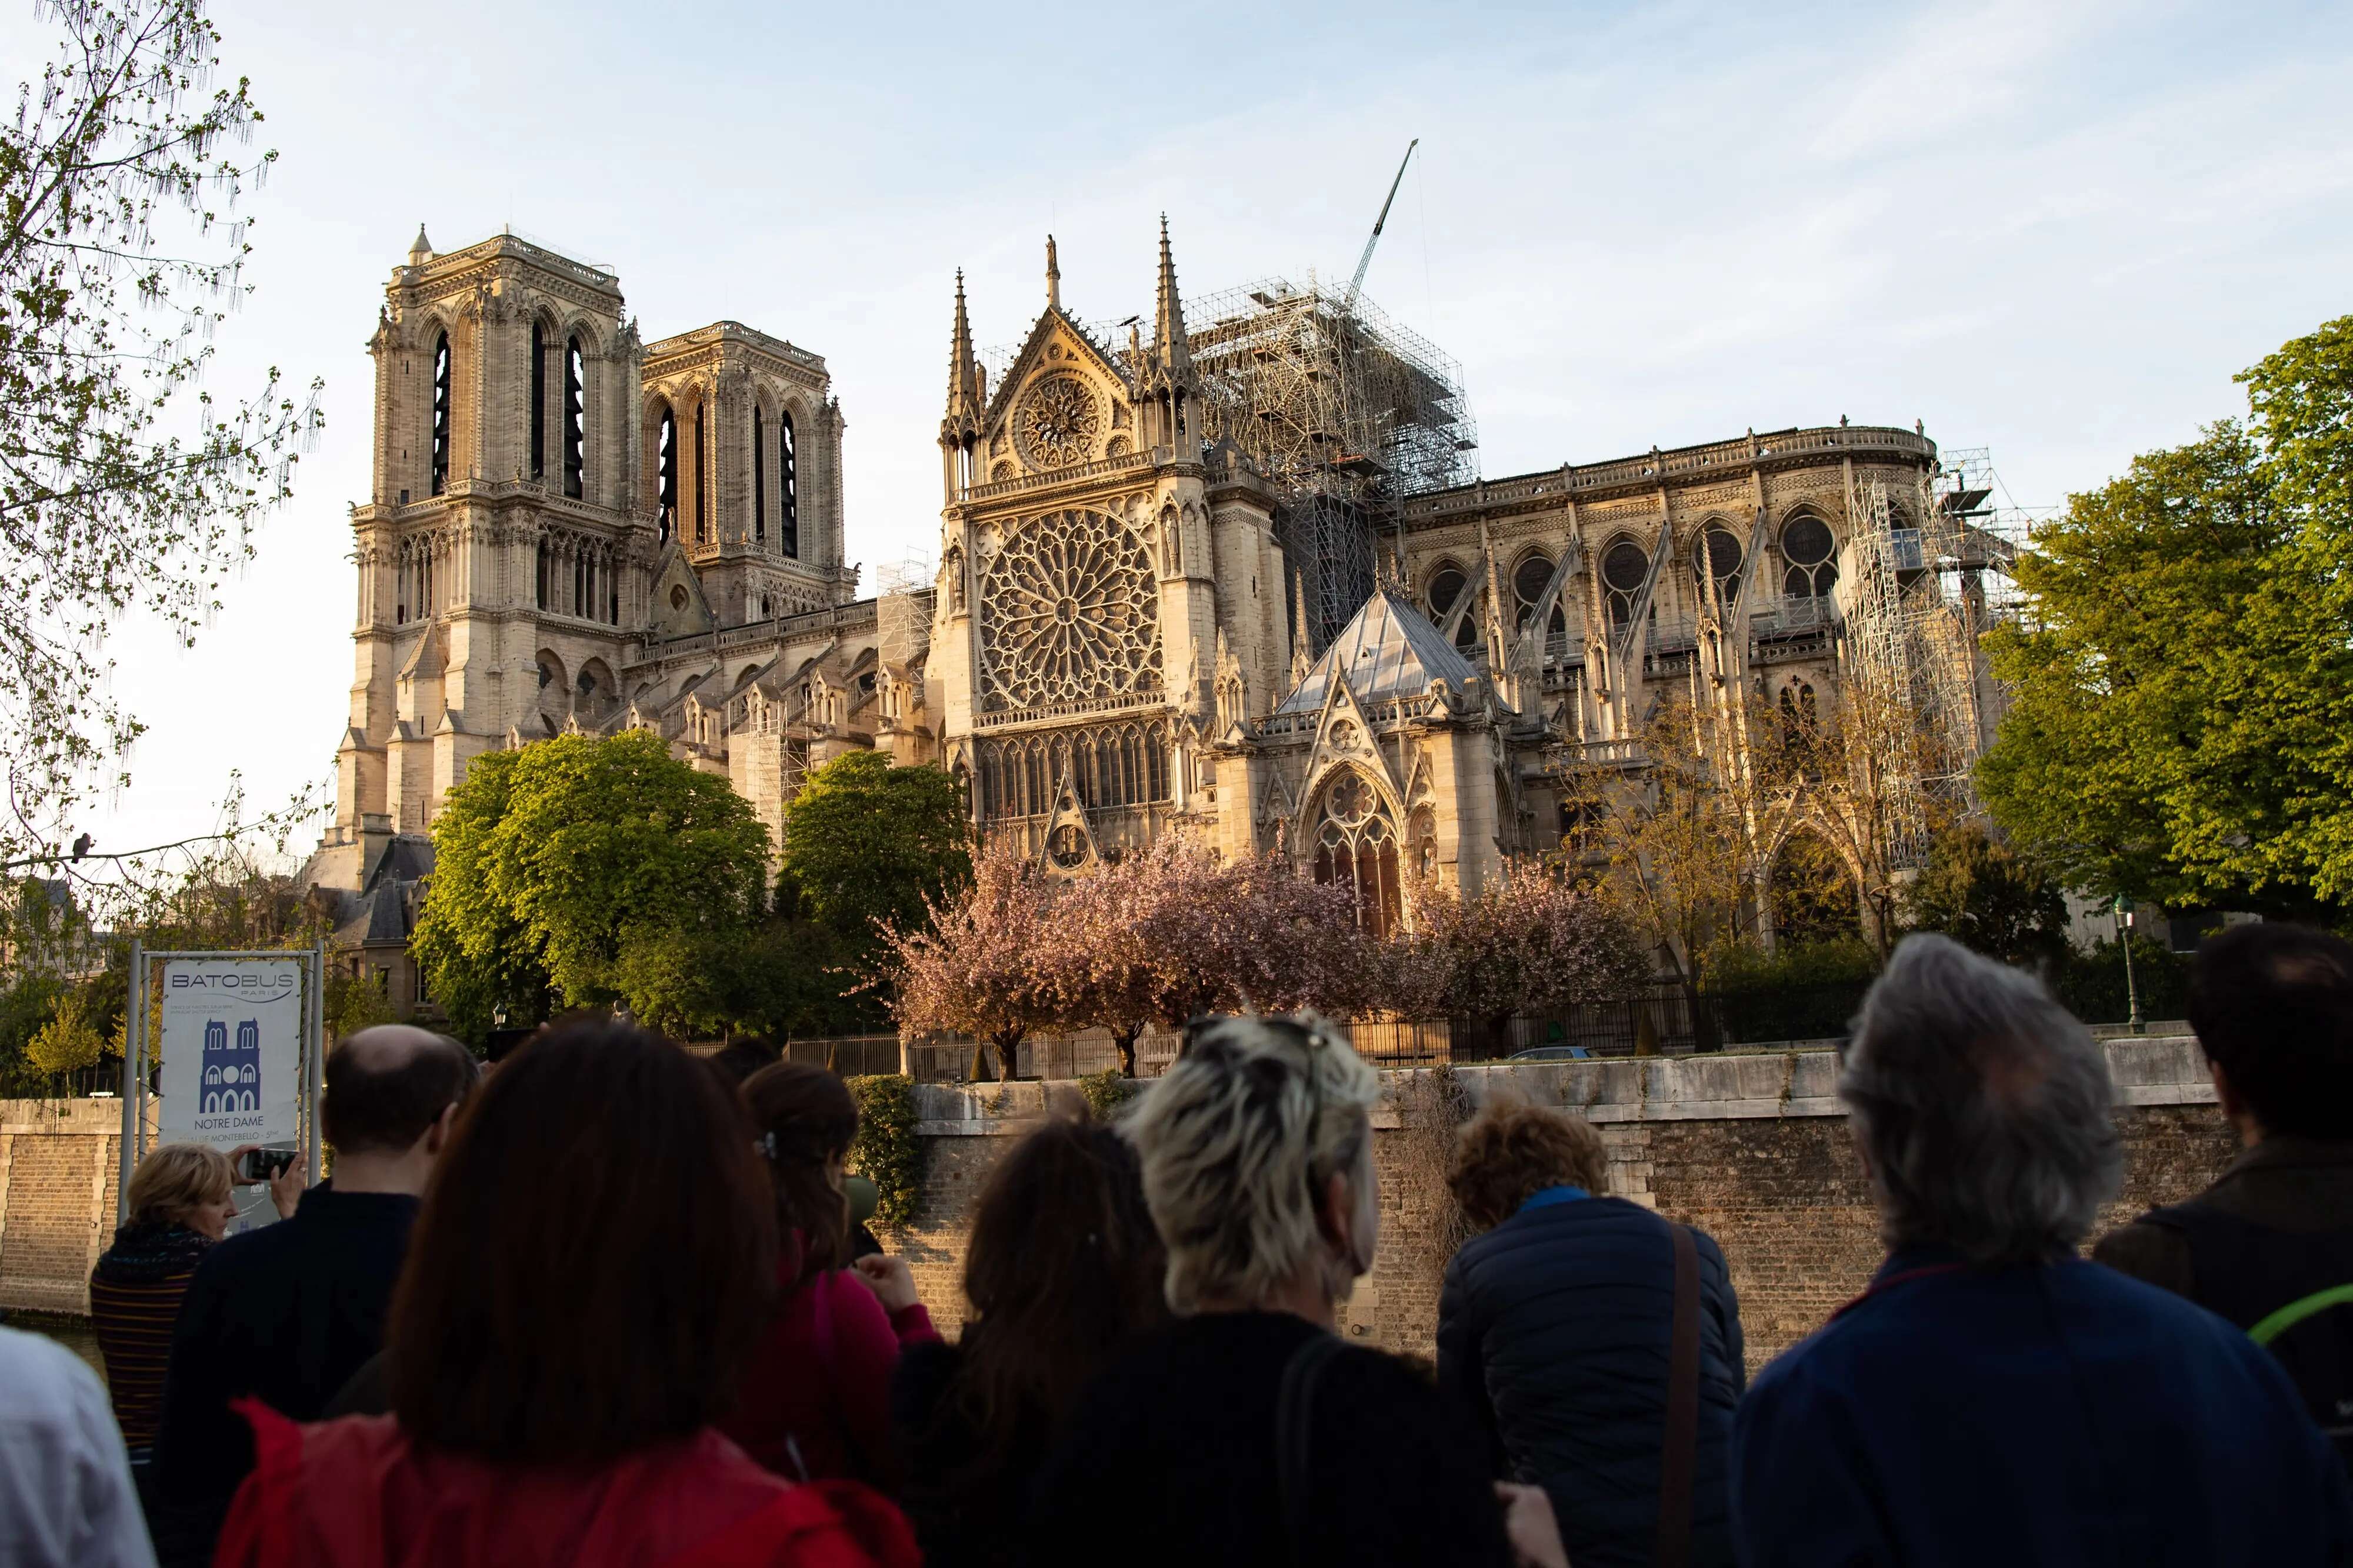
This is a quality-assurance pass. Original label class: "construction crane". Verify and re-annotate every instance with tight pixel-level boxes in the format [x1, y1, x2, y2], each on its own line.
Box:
[1344, 139, 1418, 311]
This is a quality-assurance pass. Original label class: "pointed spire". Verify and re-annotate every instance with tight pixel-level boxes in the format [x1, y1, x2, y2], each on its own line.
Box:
[408, 223, 434, 267]
[946, 269, 974, 405]
[942, 269, 981, 443]
[1151, 214, 1192, 374]
[1045, 234, 1061, 312]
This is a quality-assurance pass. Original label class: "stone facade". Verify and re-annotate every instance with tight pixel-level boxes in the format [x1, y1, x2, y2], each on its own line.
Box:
[308, 222, 1982, 941]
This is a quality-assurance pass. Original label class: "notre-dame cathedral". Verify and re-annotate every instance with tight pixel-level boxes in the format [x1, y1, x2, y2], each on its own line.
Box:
[307, 221, 1990, 992]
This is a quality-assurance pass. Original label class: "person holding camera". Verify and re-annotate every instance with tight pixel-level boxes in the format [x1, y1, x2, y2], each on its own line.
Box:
[91, 1142, 301, 1480]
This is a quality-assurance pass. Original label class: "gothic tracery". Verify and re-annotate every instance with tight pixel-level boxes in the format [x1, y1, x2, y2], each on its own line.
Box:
[1014, 372, 1102, 470]
[977, 509, 1161, 712]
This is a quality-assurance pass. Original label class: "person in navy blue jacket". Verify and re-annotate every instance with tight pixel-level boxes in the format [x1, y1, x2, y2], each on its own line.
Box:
[1438, 1098, 1746, 1568]
[1734, 934, 2353, 1568]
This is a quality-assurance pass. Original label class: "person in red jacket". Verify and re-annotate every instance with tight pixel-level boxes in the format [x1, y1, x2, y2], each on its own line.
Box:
[723, 1063, 938, 1487]
[213, 1017, 916, 1568]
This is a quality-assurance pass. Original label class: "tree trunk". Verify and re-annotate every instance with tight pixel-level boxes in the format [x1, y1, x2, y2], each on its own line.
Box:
[991, 1030, 1024, 1082]
[1482, 1015, 1514, 1065]
[1115, 1026, 1141, 1078]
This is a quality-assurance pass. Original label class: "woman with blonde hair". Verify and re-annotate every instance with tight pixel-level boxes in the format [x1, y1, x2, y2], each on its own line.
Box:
[91, 1143, 298, 1468]
[1029, 1014, 1562, 1568]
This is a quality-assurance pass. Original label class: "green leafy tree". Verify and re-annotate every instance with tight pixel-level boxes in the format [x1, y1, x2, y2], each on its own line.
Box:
[411, 732, 771, 1039]
[779, 753, 971, 940]
[26, 987, 105, 1075]
[1980, 315, 2353, 918]
[1, 1, 320, 858]
[1902, 823, 2072, 968]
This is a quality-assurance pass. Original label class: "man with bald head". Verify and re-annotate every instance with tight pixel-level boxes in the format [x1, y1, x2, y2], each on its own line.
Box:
[149, 1026, 476, 1566]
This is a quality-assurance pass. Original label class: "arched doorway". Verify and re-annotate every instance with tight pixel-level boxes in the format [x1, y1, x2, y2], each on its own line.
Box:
[1769, 828, 1861, 948]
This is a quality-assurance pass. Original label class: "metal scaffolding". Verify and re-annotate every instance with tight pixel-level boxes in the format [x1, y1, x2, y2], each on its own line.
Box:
[1834, 470, 1992, 871]
[1185, 279, 1478, 648]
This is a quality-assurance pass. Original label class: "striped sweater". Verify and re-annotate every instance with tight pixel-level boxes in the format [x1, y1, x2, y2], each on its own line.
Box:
[89, 1219, 214, 1452]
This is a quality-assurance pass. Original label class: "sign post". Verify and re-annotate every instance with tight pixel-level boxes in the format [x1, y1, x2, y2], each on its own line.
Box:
[116, 947, 325, 1225]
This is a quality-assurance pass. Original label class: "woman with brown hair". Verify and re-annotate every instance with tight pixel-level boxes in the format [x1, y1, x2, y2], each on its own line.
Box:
[210, 1019, 916, 1568]
[721, 1062, 938, 1487]
[890, 1114, 1168, 1568]
[91, 1143, 298, 1469]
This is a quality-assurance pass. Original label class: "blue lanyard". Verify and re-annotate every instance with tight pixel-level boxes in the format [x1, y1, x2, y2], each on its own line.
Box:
[1518, 1185, 1589, 1213]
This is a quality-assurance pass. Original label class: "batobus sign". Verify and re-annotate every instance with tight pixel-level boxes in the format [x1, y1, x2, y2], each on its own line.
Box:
[156, 958, 305, 1149]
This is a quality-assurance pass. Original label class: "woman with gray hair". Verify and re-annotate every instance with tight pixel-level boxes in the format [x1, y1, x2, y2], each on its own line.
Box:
[1732, 935, 2353, 1567]
[1028, 1014, 1561, 1568]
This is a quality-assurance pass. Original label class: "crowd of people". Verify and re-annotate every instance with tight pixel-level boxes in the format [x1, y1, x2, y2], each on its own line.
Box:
[2, 919, 2350, 1566]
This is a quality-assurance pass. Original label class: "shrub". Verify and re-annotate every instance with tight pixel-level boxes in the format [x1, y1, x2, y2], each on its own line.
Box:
[844, 1073, 925, 1226]
[1075, 1067, 1139, 1122]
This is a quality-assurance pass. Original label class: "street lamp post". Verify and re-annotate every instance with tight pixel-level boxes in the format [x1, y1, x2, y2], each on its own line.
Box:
[2114, 895, 2145, 1034]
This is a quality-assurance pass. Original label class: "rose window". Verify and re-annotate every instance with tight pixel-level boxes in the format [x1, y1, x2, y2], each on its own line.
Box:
[978, 509, 1162, 711]
[1046, 823, 1090, 868]
[1014, 373, 1102, 470]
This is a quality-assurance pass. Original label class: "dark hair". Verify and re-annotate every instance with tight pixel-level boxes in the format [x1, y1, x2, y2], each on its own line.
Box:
[741, 1062, 857, 1286]
[388, 1019, 777, 1463]
[705, 1035, 782, 1090]
[942, 1117, 1166, 1474]
[321, 1028, 479, 1156]
[2190, 922, 2353, 1139]
[1448, 1099, 1607, 1230]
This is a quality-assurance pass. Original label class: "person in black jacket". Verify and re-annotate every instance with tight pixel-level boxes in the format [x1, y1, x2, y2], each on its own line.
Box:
[148, 1025, 477, 1568]
[1031, 1013, 1562, 1568]
[1437, 1098, 1745, 1568]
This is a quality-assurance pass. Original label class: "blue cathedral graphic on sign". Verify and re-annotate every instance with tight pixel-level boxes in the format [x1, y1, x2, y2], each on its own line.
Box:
[201, 1019, 262, 1113]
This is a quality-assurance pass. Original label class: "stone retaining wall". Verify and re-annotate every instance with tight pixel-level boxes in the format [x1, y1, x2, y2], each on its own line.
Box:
[1, 1038, 2229, 1369]
[879, 1036, 2231, 1369]
[0, 1100, 132, 1315]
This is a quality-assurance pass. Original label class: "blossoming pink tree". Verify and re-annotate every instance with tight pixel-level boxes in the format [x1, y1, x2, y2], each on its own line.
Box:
[1391, 864, 1652, 1055]
[879, 836, 1057, 1081]
[1041, 836, 1374, 1072]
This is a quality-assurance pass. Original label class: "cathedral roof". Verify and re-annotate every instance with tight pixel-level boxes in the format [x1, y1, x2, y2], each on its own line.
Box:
[1273, 586, 1479, 716]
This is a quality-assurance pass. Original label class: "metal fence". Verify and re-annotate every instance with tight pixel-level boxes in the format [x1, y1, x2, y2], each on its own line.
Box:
[856, 981, 1878, 1085]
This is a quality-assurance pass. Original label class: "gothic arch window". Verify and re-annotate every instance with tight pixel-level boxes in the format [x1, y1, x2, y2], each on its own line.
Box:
[779, 409, 799, 560]
[752, 406, 766, 546]
[529, 321, 548, 481]
[1425, 562, 1477, 652]
[535, 536, 551, 611]
[1694, 525, 1744, 607]
[655, 406, 676, 542]
[694, 402, 709, 545]
[1782, 514, 1838, 600]
[1511, 551, 1568, 650]
[1311, 770, 1402, 938]
[1601, 538, 1650, 627]
[536, 650, 567, 728]
[428, 331, 452, 497]
[564, 337, 586, 499]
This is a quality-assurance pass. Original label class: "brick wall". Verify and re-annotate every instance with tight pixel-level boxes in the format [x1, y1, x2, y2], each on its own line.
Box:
[0, 1100, 133, 1315]
[878, 1037, 2235, 1372]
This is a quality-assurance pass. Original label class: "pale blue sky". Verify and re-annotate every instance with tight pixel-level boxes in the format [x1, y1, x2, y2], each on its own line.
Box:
[25, 0, 2352, 863]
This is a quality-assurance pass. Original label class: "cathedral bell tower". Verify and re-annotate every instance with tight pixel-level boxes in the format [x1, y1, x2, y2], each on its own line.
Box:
[339, 228, 645, 841]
